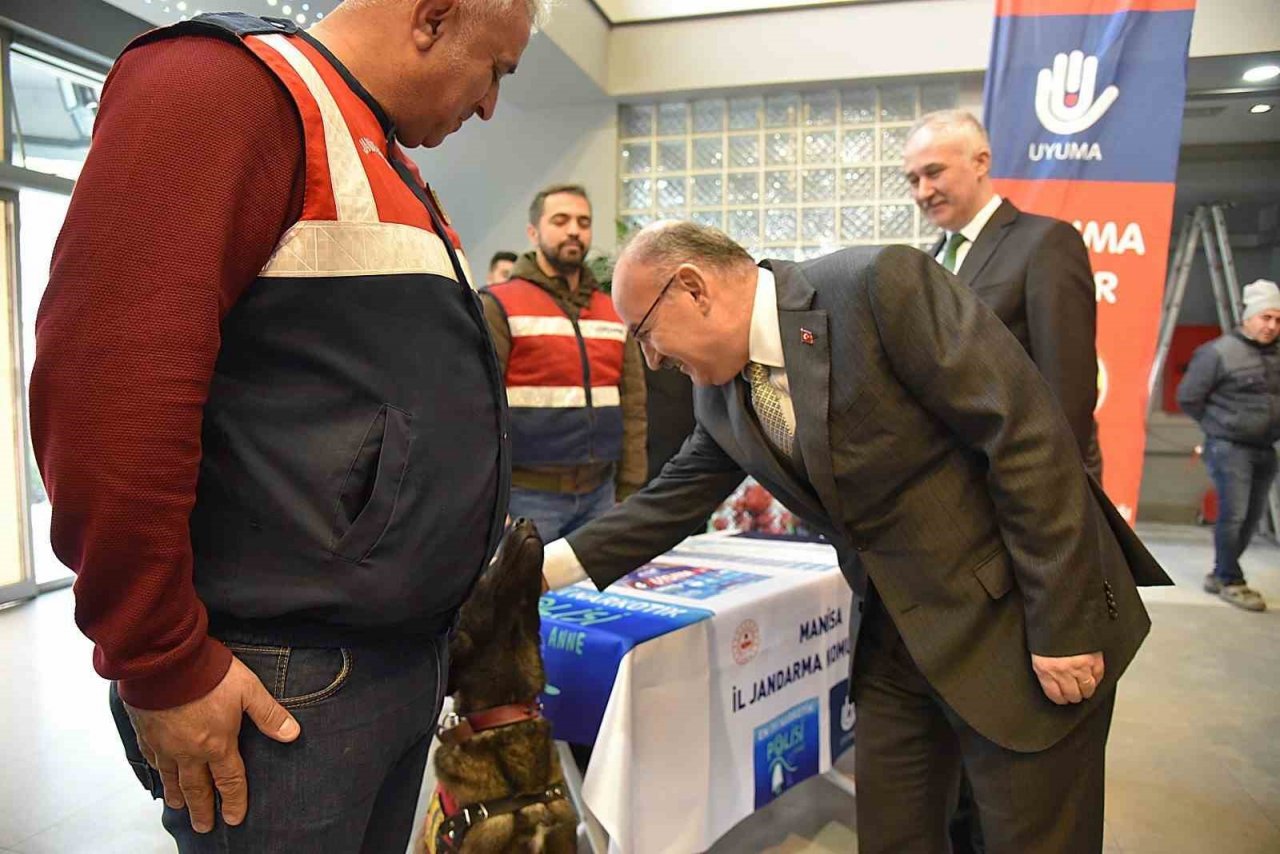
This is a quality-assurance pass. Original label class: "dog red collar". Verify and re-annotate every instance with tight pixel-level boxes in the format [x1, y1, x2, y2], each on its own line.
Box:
[436, 701, 543, 745]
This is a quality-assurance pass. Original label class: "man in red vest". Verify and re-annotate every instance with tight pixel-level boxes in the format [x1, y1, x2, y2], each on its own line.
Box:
[483, 185, 648, 541]
[30, 1, 543, 850]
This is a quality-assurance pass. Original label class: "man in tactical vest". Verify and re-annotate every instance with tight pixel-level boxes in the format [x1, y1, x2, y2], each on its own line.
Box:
[30, 1, 545, 849]
[482, 185, 648, 541]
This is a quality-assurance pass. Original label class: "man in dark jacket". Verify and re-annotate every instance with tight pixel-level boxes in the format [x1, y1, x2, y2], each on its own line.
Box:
[29, 1, 540, 849]
[1178, 278, 1280, 612]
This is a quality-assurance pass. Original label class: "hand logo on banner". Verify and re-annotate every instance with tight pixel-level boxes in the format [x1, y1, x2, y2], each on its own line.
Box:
[1035, 50, 1120, 135]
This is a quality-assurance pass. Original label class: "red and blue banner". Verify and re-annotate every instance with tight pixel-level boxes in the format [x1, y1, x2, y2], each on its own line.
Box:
[983, 0, 1196, 523]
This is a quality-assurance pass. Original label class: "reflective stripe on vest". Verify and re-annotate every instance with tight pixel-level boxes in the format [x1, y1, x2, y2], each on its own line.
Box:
[242, 33, 474, 284]
[488, 279, 626, 466]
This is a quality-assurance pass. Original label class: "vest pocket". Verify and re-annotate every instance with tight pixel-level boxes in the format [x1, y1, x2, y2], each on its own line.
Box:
[331, 404, 413, 562]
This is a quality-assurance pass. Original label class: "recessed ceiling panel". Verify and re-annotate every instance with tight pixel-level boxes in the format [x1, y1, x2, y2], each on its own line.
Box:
[594, 0, 866, 25]
[102, 0, 338, 28]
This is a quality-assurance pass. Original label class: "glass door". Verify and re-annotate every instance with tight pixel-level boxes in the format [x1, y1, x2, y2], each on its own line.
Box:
[16, 186, 72, 589]
[0, 188, 36, 607]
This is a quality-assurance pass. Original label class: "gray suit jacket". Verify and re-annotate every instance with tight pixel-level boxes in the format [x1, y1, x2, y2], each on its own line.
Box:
[930, 199, 1100, 471]
[567, 246, 1170, 753]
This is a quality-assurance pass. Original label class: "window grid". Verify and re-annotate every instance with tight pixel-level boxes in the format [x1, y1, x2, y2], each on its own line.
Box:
[619, 85, 956, 258]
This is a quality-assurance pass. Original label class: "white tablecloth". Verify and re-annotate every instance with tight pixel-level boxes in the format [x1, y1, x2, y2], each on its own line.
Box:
[572, 534, 856, 854]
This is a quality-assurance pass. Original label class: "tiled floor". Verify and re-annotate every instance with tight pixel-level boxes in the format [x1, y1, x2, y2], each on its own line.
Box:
[1, 523, 1277, 853]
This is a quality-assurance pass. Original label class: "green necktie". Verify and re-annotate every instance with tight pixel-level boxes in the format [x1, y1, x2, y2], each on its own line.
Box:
[941, 231, 968, 273]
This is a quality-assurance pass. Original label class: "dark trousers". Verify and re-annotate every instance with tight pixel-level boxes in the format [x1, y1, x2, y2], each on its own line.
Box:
[111, 630, 448, 853]
[852, 594, 1115, 854]
[1204, 436, 1278, 585]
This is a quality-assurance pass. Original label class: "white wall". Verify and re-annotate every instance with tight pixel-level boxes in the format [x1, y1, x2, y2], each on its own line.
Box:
[608, 0, 992, 96]
[540, 0, 611, 92]
[603, 0, 1280, 98]
[404, 29, 619, 279]
[409, 100, 618, 280]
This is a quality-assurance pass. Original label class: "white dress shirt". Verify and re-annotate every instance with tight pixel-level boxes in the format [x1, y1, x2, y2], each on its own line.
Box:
[743, 265, 796, 439]
[543, 266, 790, 590]
[936, 193, 1003, 273]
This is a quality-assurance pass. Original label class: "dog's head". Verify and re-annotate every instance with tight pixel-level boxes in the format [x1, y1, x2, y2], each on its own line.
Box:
[447, 518, 546, 711]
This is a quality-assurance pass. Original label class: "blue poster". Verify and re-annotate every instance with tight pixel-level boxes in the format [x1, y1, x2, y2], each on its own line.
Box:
[753, 697, 821, 809]
[539, 586, 712, 744]
[828, 679, 855, 761]
[984, 6, 1194, 184]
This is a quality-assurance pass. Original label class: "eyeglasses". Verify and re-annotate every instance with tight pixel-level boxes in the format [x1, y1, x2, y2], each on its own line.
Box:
[631, 272, 677, 342]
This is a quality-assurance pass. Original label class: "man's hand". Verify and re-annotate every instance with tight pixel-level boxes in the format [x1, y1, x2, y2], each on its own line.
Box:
[125, 656, 301, 833]
[1031, 651, 1104, 705]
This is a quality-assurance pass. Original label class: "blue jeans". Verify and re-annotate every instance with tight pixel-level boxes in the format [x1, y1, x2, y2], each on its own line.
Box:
[508, 479, 616, 541]
[110, 630, 448, 853]
[1203, 437, 1279, 586]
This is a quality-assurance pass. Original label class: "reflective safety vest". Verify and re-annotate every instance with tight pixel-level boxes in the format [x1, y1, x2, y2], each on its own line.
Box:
[486, 279, 627, 467]
[138, 13, 510, 637]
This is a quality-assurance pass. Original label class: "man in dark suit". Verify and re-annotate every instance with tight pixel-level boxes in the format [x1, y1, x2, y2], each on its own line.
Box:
[542, 221, 1169, 854]
[904, 109, 1104, 853]
[904, 109, 1101, 478]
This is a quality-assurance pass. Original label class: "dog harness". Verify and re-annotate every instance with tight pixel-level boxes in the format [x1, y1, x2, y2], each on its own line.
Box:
[427, 701, 569, 852]
[428, 783, 570, 853]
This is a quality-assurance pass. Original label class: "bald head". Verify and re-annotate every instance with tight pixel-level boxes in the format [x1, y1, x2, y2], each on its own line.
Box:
[620, 221, 755, 281]
[903, 109, 995, 232]
[613, 221, 757, 387]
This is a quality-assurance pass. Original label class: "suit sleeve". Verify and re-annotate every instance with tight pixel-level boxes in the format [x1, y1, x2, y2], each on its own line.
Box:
[867, 246, 1103, 657]
[1176, 344, 1220, 423]
[615, 336, 649, 500]
[567, 422, 745, 590]
[1024, 221, 1098, 458]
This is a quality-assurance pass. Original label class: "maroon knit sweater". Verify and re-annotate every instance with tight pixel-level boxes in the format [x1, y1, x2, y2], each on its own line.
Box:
[30, 35, 305, 709]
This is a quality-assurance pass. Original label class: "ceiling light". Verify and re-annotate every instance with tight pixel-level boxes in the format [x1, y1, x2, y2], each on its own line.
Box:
[266, 0, 277, 6]
[295, 13, 307, 23]
[176, 1, 186, 10]
[1250, 104, 1273, 114]
[282, 4, 292, 13]
[1243, 64, 1280, 83]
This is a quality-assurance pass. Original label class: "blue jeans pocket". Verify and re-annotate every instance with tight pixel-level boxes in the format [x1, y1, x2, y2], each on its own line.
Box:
[108, 682, 166, 799]
[223, 644, 353, 710]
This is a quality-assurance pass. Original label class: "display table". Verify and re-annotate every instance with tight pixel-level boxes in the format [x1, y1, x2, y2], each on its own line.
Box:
[538, 533, 857, 854]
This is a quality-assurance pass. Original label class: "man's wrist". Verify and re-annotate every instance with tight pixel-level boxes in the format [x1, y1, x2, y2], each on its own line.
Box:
[116, 635, 232, 710]
[543, 538, 588, 590]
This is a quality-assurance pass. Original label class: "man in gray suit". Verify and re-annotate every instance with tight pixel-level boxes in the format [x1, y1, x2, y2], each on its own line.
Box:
[543, 221, 1170, 853]
[904, 109, 1102, 479]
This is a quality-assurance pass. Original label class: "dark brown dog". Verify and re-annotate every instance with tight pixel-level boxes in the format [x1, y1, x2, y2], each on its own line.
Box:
[430, 519, 577, 853]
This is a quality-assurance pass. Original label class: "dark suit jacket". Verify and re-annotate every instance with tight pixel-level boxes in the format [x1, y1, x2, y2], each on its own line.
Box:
[567, 246, 1170, 753]
[642, 364, 696, 484]
[930, 199, 1099, 469]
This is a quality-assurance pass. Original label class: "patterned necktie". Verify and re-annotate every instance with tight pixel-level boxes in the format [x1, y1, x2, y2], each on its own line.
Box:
[746, 362, 794, 457]
[941, 231, 968, 273]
